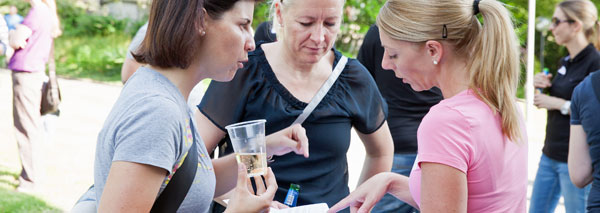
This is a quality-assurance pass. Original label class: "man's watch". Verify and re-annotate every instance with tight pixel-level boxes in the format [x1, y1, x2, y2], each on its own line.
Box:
[560, 101, 571, 115]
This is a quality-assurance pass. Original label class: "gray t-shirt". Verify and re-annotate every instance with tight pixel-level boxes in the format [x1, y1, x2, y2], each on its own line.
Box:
[76, 67, 216, 212]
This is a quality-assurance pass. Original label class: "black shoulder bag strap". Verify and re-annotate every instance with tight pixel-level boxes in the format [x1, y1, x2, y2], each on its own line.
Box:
[151, 119, 199, 212]
[592, 72, 600, 103]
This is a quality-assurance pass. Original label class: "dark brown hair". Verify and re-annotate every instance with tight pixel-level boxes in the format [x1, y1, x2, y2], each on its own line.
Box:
[133, 0, 261, 69]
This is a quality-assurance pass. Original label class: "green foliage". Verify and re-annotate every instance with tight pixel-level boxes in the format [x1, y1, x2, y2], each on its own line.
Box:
[57, 0, 144, 37]
[535, 0, 600, 76]
[55, 34, 130, 82]
[62, 14, 129, 37]
[51, 0, 142, 82]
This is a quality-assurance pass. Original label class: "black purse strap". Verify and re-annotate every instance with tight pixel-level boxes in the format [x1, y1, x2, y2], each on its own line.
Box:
[592, 72, 600, 103]
[151, 119, 199, 212]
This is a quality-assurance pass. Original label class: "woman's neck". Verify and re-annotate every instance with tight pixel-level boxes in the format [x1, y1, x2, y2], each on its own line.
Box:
[269, 41, 330, 75]
[149, 64, 205, 101]
[436, 58, 470, 99]
[565, 34, 589, 59]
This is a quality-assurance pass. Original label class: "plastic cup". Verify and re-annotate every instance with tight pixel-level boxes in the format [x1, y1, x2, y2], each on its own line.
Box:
[225, 119, 267, 177]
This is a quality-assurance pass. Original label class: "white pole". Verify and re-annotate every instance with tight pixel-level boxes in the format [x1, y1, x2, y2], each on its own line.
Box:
[526, 0, 536, 131]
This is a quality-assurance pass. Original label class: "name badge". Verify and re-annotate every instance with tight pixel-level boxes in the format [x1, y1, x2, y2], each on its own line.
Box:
[558, 66, 567, 75]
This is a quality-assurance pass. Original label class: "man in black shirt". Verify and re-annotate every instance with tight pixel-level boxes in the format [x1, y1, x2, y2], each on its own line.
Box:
[357, 25, 442, 213]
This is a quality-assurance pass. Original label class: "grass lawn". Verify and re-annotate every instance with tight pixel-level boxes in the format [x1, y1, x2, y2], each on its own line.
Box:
[0, 167, 61, 213]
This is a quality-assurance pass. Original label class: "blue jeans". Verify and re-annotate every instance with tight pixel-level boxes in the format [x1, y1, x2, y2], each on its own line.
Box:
[371, 153, 419, 213]
[529, 154, 590, 213]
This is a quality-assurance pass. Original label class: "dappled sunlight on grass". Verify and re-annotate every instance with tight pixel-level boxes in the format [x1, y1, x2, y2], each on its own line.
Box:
[0, 167, 61, 213]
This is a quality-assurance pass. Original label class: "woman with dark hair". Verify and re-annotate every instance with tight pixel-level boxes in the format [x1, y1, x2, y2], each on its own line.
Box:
[72, 0, 308, 212]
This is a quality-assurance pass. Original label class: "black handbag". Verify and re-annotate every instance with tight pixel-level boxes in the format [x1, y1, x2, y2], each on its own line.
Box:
[40, 43, 61, 115]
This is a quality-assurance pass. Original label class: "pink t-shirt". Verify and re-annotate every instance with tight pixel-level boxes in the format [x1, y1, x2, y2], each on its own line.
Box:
[8, 5, 53, 73]
[408, 89, 527, 212]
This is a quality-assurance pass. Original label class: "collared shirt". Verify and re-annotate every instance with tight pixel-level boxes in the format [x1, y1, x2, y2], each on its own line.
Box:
[543, 43, 600, 162]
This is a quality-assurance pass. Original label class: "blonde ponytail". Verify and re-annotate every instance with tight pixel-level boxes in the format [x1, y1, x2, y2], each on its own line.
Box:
[468, 0, 522, 142]
[377, 0, 522, 142]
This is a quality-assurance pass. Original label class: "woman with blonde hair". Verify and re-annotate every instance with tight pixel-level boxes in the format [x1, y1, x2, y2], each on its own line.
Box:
[531, 0, 600, 212]
[328, 0, 527, 212]
[197, 0, 394, 210]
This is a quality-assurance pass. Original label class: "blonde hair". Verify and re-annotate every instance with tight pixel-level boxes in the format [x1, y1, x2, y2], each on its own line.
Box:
[377, 0, 522, 142]
[558, 0, 600, 50]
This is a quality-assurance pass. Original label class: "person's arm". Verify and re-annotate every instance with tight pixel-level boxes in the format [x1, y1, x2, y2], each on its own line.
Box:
[420, 162, 467, 212]
[45, 0, 62, 38]
[356, 122, 394, 185]
[196, 109, 309, 197]
[195, 110, 227, 152]
[121, 58, 144, 84]
[8, 24, 31, 50]
[121, 22, 148, 84]
[98, 161, 167, 212]
[533, 93, 569, 113]
[327, 172, 415, 213]
[568, 124, 593, 188]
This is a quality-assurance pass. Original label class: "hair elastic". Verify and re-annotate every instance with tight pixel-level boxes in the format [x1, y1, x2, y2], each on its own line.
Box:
[474, 0, 481, 15]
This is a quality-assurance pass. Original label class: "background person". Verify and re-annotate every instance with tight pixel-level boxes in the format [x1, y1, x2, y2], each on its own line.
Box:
[120, 22, 147, 84]
[8, 0, 56, 193]
[530, 1, 600, 212]
[568, 71, 600, 212]
[5, 5, 23, 31]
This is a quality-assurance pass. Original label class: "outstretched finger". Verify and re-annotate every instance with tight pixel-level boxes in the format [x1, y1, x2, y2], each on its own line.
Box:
[327, 195, 355, 213]
[356, 196, 377, 213]
[292, 125, 309, 158]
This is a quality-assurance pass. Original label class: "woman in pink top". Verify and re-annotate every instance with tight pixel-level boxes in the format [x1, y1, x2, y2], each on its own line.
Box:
[8, 0, 58, 193]
[329, 0, 528, 212]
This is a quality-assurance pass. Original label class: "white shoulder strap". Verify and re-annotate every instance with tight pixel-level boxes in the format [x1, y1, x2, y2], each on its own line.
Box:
[293, 56, 348, 125]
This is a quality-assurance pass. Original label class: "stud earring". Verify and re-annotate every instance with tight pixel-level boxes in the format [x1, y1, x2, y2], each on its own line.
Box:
[433, 60, 438, 65]
[201, 31, 206, 36]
